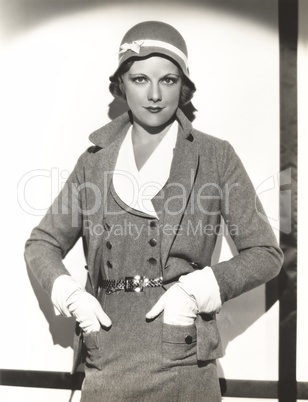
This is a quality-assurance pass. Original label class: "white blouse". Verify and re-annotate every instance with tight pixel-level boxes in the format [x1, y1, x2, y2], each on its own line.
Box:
[112, 121, 178, 219]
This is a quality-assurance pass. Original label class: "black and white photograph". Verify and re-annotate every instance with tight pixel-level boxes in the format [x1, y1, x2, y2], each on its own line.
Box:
[0, 0, 306, 401]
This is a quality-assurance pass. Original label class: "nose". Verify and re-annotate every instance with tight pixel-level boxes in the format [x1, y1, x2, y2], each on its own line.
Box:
[147, 82, 162, 103]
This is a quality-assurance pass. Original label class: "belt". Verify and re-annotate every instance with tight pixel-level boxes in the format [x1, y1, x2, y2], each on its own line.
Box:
[102, 275, 163, 295]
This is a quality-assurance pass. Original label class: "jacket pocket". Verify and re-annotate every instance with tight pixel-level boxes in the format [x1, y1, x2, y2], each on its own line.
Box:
[195, 313, 223, 361]
[82, 330, 105, 370]
[162, 323, 197, 369]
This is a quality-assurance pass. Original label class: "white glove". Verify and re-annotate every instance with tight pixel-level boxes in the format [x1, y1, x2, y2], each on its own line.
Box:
[67, 289, 112, 333]
[51, 275, 111, 333]
[146, 282, 198, 325]
[145, 267, 221, 325]
[178, 266, 222, 314]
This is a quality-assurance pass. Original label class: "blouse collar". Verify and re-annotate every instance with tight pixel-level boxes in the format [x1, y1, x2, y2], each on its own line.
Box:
[112, 120, 178, 218]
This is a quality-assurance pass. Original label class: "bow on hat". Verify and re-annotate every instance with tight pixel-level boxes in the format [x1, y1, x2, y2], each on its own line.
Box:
[119, 41, 143, 54]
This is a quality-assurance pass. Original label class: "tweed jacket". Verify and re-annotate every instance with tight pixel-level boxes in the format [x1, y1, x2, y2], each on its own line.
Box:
[25, 108, 283, 371]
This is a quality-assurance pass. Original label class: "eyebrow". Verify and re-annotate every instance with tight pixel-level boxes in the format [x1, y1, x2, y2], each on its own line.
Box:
[128, 73, 180, 77]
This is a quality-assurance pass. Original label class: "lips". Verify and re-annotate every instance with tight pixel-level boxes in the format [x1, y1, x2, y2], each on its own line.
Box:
[144, 106, 165, 113]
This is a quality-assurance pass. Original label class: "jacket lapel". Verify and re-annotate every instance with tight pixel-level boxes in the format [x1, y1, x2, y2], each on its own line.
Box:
[87, 112, 132, 218]
[84, 114, 131, 291]
[160, 110, 200, 270]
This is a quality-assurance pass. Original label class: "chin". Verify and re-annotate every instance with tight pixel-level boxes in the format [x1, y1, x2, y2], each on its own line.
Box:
[139, 112, 176, 129]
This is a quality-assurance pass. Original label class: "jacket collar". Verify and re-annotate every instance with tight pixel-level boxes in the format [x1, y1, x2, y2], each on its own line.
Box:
[88, 108, 193, 148]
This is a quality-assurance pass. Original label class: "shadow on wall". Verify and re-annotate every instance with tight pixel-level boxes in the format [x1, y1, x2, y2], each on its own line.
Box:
[0, 0, 278, 40]
[212, 223, 279, 379]
[26, 264, 76, 350]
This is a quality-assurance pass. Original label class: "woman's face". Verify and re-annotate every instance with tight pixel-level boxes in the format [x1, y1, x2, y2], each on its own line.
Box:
[121, 56, 182, 130]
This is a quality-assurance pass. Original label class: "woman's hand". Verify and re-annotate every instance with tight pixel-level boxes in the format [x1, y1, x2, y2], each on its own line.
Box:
[146, 283, 198, 325]
[51, 275, 112, 333]
[146, 267, 222, 325]
[178, 267, 222, 314]
[67, 290, 112, 333]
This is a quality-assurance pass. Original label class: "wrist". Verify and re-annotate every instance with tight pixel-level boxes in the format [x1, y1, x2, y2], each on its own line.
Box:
[51, 275, 84, 316]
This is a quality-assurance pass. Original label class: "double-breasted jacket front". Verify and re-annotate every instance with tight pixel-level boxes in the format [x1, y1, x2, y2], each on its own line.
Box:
[25, 108, 283, 371]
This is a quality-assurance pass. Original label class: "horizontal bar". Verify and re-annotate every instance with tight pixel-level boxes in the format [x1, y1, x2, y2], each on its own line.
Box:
[2, 369, 308, 399]
[0, 369, 84, 390]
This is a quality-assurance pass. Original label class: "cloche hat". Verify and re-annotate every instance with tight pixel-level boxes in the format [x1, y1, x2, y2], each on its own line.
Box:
[109, 21, 196, 91]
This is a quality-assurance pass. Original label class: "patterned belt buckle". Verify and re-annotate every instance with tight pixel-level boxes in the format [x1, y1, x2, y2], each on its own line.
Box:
[125, 275, 144, 292]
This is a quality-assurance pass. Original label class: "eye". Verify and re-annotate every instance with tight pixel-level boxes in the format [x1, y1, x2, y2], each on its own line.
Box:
[161, 76, 179, 85]
[131, 76, 147, 84]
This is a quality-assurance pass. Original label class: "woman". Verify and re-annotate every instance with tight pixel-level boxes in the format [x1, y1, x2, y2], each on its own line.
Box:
[25, 21, 283, 401]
